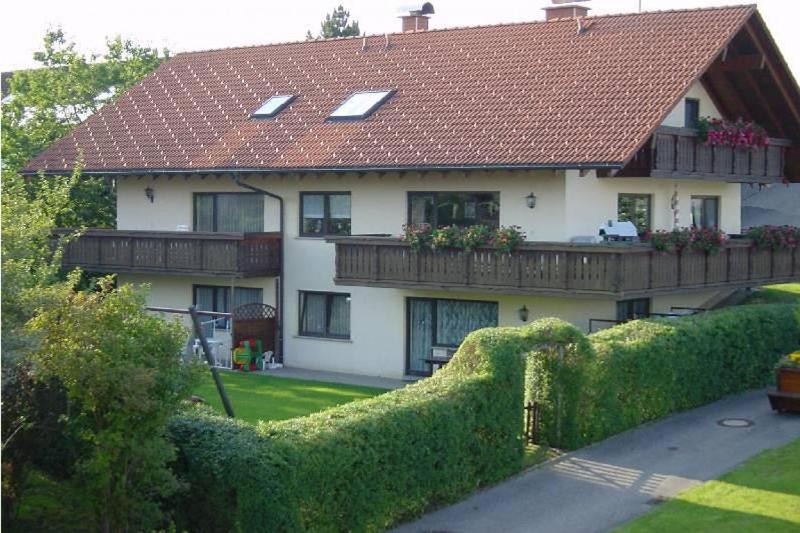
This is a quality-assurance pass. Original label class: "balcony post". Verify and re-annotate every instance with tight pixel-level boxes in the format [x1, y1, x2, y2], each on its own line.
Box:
[371, 245, 379, 281]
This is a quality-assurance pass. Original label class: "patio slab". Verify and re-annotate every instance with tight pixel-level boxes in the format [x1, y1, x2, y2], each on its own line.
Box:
[252, 366, 410, 390]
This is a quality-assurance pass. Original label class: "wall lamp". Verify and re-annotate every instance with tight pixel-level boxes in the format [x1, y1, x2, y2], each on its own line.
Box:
[144, 186, 155, 203]
[526, 192, 537, 209]
[518, 305, 529, 322]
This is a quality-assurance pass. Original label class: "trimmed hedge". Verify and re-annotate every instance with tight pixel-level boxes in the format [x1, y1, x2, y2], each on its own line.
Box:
[168, 319, 586, 532]
[168, 305, 799, 532]
[582, 304, 800, 442]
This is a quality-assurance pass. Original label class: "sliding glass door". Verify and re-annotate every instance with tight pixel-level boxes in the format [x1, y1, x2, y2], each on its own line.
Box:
[407, 298, 498, 375]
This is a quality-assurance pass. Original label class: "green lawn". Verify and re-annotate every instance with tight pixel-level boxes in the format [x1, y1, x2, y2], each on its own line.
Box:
[617, 438, 800, 532]
[744, 283, 800, 304]
[193, 370, 387, 424]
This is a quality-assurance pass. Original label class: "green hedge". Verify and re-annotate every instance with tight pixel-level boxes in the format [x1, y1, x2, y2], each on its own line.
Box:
[582, 304, 800, 442]
[168, 306, 799, 532]
[168, 319, 586, 532]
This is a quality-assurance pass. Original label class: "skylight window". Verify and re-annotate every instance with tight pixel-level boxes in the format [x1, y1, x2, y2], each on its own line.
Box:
[328, 90, 394, 120]
[251, 95, 295, 118]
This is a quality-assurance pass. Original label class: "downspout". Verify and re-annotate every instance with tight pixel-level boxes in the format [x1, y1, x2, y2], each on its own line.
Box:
[235, 176, 285, 363]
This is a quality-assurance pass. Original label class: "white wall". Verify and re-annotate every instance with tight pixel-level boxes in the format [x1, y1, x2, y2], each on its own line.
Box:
[660, 80, 722, 127]
[564, 170, 741, 237]
[115, 166, 739, 378]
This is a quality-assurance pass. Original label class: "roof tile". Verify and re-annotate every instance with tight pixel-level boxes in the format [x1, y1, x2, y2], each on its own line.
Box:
[25, 5, 756, 173]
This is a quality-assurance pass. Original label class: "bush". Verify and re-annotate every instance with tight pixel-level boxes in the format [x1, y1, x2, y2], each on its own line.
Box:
[169, 319, 587, 532]
[23, 279, 199, 532]
[168, 305, 798, 532]
[582, 304, 800, 442]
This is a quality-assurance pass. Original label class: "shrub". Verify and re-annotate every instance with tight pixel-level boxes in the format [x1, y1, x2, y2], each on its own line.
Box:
[169, 319, 588, 532]
[582, 304, 800, 442]
[430, 225, 461, 250]
[24, 279, 200, 532]
[168, 305, 798, 532]
[401, 223, 432, 251]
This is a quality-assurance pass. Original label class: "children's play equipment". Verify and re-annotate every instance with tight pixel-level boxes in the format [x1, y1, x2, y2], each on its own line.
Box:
[230, 303, 278, 371]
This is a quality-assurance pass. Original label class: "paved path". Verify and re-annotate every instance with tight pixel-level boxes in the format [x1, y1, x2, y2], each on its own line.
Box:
[252, 366, 409, 389]
[393, 389, 800, 533]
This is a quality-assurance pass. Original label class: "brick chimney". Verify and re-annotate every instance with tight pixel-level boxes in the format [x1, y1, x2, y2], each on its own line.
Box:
[543, 1, 590, 21]
[400, 2, 435, 32]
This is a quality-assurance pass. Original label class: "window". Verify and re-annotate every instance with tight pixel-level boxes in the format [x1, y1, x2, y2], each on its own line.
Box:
[299, 291, 350, 339]
[328, 90, 393, 120]
[690, 196, 720, 228]
[408, 192, 500, 228]
[193, 285, 263, 334]
[300, 192, 351, 236]
[617, 194, 652, 235]
[251, 95, 295, 118]
[616, 298, 650, 322]
[407, 298, 498, 375]
[684, 98, 700, 128]
[194, 193, 264, 232]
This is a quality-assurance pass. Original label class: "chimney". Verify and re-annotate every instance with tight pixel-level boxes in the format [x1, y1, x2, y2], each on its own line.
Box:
[400, 2, 435, 32]
[543, 0, 590, 21]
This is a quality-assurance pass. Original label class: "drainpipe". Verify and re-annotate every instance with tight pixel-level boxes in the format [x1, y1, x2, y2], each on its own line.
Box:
[235, 176, 285, 363]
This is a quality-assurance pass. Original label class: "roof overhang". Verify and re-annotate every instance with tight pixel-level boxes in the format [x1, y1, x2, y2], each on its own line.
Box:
[22, 161, 625, 177]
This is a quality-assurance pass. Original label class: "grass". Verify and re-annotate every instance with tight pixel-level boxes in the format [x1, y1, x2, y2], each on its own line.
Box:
[616, 437, 800, 532]
[744, 283, 800, 305]
[193, 370, 387, 424]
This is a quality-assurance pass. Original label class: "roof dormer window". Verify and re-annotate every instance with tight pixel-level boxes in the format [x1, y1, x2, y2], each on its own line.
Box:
[328, 90, 394, 120]
[251, 95, 295, 118]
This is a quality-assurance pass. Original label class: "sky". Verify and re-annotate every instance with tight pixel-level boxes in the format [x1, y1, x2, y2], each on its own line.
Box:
[1, 0, 799, 79]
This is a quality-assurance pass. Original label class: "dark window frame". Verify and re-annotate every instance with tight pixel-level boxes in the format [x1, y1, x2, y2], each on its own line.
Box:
[690, 195, 721, 228]
[299, 192, 352, 237]
[406, 191, 501, 229]
[193, 192, 264, 232]
[616, 298, 651, 322]
[298, 290, 351, 339]
[192, 284, 264, 330]
[405, 296, 498, 375]
[684, 98, 700, 128]
[617, 193, 653, 234]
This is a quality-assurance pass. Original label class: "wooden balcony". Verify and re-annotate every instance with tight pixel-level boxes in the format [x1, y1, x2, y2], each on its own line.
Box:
[619, 126, 791, 182]
[328, 236, 799, 298]
[55, 229, 281, 277]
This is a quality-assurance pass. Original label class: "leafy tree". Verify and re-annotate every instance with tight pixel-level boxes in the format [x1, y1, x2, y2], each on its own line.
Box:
[306, 5, 361, 39]
[1, 29, 167, 228]
[22, 279, 199, 532]
[0, 170, 78, 361]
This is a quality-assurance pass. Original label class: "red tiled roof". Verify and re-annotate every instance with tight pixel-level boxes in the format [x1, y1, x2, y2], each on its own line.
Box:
[24, 5, 757, 174]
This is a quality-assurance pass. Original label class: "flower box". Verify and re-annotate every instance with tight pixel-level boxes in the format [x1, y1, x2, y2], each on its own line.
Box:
[767, 353, 800, 413]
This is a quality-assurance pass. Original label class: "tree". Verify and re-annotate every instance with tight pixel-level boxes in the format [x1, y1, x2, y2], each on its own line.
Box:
[1, 29, 167, 228]
[306, 5, 361, 40]
[0, 170, 78, 361]
[22, 280, 199, 532]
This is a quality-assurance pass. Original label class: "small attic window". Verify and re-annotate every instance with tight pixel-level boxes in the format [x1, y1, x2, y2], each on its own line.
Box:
[251, 95, 295, 118]
[328, 90, 394, 120]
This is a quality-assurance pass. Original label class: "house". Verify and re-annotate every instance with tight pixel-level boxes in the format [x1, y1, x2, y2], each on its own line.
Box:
[23, 3, 800, 378]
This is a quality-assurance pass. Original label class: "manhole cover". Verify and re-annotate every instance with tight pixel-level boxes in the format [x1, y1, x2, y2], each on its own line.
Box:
[717, 418, 755, 428]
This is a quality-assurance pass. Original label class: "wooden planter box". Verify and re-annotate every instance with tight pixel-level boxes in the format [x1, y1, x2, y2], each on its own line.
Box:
[768, 366, 800, 413]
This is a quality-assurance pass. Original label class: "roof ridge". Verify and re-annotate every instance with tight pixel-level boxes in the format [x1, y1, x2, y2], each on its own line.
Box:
[173, 4, 756, 58]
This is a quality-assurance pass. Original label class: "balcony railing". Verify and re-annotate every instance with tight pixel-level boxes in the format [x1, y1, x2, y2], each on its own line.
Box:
[55, 229, 281, 277]
[328, 236, 799, 298]
[647, 126, 791, 182]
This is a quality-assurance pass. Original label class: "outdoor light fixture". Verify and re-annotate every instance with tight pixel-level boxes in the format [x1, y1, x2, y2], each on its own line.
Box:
[518, 305, 529, 322]
[144, 186, 154, 203]
[526, 192, 537, 209]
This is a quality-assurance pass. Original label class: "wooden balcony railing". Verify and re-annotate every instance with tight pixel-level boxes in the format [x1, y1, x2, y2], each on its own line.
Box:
[328, 236, 799, 298]
[55, 229, 281, 277]
[649, 126, 791, 182]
